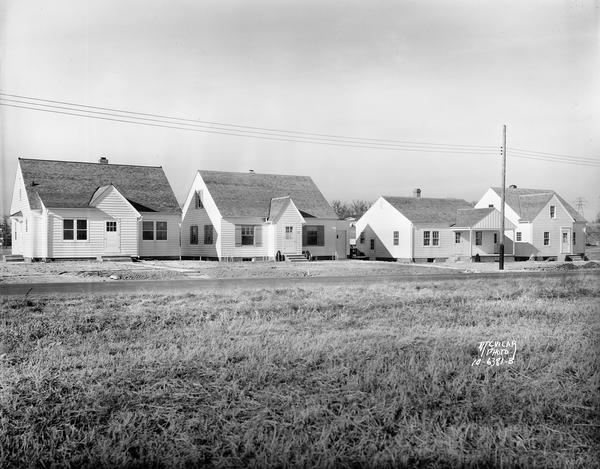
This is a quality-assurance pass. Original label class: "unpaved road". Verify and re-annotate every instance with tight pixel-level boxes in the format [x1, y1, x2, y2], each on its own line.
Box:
[1, 269, 599, 297]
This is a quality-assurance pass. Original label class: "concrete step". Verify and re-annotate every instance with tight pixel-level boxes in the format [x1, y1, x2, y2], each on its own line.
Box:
[97, 255, 133, 262]
[3, 254, 24, 262]
[286, 254, 309, 262]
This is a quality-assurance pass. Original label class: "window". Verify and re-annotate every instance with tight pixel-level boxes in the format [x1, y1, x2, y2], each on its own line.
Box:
[432, 231, 439, 246]
[475, 231, 482, 246]
[63, 219, 87, 240]
[204, 225, 213, 244]
[370, 239, 375, 250]
[306, 226, 319, 246]
[516, 231, 522, 242]
[359, 233, 365, 244]
[14, 222, 17, 240]
[63, 220, 74, 240]
[76, 220, 88, 240]
[241, 225, 254, 245]
[488, 204, 494, 208]
[550, 205, 556, 219]
[393, 231, 399, 246]
[455, 232, 461, 244]
[562, 232, 568, 243]
[156, 222, 168, 240]
[494, 233, 498, 244]
[25, 219, 28, 232]
[423, 231, 430, 246]
[285, 226, 293, 240]
[573, 232, 576, 245]
[194, 190, 203, 209]
[190, 225, 198, 245]
[543, 232, 550, 246]
[106, 221, 117, 232]
[142, 221, 154, 240]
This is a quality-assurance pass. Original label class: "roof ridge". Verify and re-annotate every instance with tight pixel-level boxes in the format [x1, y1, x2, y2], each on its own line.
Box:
[19, 157, 163, 169]
[200, 169, 311, 178]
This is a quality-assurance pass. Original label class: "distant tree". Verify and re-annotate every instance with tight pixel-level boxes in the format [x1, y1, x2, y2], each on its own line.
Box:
[349, 200, 372, 219]
[595, 212, 600, 224]
[1, 215, 11, 248]
[331, 200, 351, 220]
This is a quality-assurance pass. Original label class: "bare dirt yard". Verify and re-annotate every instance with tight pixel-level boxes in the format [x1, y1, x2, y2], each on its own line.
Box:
[1, 257, 599, 284]
[1, 276, 598, 467]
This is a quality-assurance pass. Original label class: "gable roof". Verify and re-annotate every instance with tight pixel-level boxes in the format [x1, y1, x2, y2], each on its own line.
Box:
[199, 170, 337, 219]
[268, 197, 291, 221]
[491, 187, 585, 222]
[455, 207, 494, 227]
[382, 196, 473, 224]
[18, 158, 181, 213]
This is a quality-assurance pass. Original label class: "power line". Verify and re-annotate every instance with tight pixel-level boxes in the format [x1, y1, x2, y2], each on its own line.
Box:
[0, 101, 501, 156]
[0, 97, 500, 154]
[0, 91, 497, 150]
[511, 146, 598, 161]
[510, 148, 598, 164]
[507, 152, 600, 167]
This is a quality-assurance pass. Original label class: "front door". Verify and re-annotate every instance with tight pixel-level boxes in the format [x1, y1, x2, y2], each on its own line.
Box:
[105, 220, 120, 253]
[283, 226, 296, 253]
[561, 228, 571, 254]
[369, 238, 376, 260]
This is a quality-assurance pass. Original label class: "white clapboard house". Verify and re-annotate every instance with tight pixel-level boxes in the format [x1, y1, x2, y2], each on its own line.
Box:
[355, 190, 515, 262]
[9, 157, 181, 260]
[181, 170, 346, 260]
[476, 186, 587, 260]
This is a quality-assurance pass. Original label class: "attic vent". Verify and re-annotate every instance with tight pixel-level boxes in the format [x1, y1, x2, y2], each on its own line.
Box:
[99, 157, 109, 165]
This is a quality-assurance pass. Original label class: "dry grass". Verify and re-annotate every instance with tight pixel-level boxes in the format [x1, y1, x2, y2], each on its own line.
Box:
[1, 277, 599, 467]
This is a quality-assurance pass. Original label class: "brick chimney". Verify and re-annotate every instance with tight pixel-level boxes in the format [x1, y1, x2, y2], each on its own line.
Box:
[98, 157, 108, 165]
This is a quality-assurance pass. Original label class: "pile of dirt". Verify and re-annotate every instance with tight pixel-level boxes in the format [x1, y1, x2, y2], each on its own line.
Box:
[581, 261, 600, 269]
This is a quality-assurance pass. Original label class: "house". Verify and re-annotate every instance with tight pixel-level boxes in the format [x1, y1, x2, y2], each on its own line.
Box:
[9, 157, 181, 260]
[180, 170, 344, 260]
[355, 189, 515, 262]
[475, 186, 587, 260]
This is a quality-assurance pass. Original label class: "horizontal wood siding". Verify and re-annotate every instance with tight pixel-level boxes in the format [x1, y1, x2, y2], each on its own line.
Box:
[139, 213, 181, 257]
[355, 198, 412, 259]
[48, 209, 108, 258]
[301, 218, 338, 258]
[221, 218, 271, 259]
[275, 204, 304, 256]
[94, 187, 140, 256]
[475, 189, 521, 226]
[413, 227, 455, 259]
[531, 196, 574, 257]
[574, 223, 586, 254]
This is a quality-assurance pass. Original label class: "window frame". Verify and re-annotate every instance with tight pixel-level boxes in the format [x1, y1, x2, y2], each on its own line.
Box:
[516, 231, 522, 242]
[432, 231, 439, 246]
[550, 205, 556, 219]
[204, 225, 213, 245]
[106, 221, 117, 232]
[423, 231, 430, 246]
[142, 221, 155, 241]
[475, 231, 482, 246]
[241, 225, 255, 246]
[305, 226, 319, 246]
[370, 238, 375, 250]
[285, 226, 293, 240]
[543, 231, 550, 246]
[155, 221, 168, 241]
[393, 231, 399, 246]
[572, 232, 576, 245]
[190, 225, 198, 245]
[455, 232, 461, 244]
[63, 218, 88, 241]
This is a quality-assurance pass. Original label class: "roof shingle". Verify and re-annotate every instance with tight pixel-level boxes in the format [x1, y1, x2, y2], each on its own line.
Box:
[200, 170, 337, 219]
[491, 187, 585, 222]
[382, 196, 473, 224]
[19, 158, 181, 213]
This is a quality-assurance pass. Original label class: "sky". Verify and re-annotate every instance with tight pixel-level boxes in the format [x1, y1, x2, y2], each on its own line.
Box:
[1, 0, 599, 219]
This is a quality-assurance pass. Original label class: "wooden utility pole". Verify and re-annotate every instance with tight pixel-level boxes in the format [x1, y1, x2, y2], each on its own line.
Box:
[499, 125, 507, 270]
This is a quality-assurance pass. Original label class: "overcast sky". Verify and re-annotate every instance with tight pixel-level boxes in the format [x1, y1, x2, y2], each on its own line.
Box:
[1, 0, 599, 219]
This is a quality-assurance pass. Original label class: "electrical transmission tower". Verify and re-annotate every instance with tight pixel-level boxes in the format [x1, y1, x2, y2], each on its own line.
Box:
[574, 197, 587, 216]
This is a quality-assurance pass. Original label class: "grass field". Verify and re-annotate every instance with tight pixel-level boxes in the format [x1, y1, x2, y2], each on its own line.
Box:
[1, 277, 599, 467]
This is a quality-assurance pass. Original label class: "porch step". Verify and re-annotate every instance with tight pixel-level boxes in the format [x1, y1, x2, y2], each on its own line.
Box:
[286, 254, 309, 262]
[3, 254, 24, 262]
[97, 255, 133, 263]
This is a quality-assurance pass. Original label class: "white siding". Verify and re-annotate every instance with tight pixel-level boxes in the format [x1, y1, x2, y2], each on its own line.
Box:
[48, 208, 108, 258]
[302, 218, 338, 258]
[274, 203, 304, 256]
[220, 217, 271, 259]
[139, 213, 181, 258]
[574, 223, 586, 255]
[181, 172, 223, 258]
[531, 196, 576, 257]
[475, 189, 521, 226]
[92, 186, 140, 256]
[9, 164, 33, 257]
[355, 197, 413, 260]
[413, 226, 456, 259]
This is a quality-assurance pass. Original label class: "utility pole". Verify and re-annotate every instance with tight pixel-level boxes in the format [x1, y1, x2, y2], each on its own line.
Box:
[499, 125, 506, 270]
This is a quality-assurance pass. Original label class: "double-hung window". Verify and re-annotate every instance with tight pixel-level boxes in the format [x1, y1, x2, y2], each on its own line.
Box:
[156, 222, 168, 240]
[543, 232, 550, 246]
[423, 231, 430, 246]
[204, 225, 213, 244]
[142, 221, 168, 241]
[550, 205, 556, 219]
[432, 231, 439, 246]
[572, 232, 576, 245]
[516, 231, 522, 242]
[142, 221, 154, 240]
[475, 231, 482, 246]
[393, 231, 399, 246]
[190, 225, 198, 245]
[241, 226, 254, 245]
[63, 219, 87, 240]
[455, 232, 461, 244]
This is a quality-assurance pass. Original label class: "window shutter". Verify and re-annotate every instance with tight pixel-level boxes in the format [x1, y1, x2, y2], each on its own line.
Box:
[302, 225, 307, 246]
[317, 225, 325, 246]
[235, 225, 242, 247]
[254, 225, 263, 246]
